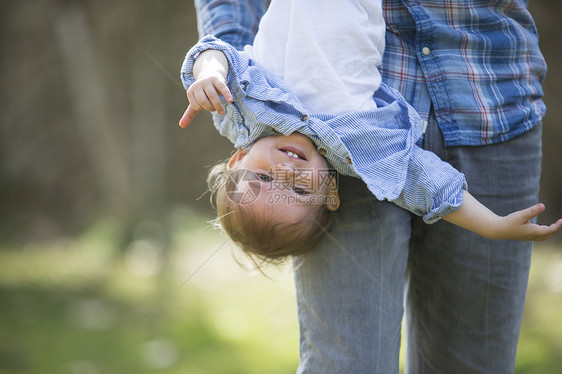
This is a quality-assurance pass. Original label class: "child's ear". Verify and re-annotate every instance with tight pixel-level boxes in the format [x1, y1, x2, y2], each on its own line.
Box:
[227, 149, 248, 170]
[325, 175, 340, 211]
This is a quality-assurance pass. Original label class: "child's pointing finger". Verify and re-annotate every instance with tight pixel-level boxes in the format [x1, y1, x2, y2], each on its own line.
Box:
[179, 105, 200, 128]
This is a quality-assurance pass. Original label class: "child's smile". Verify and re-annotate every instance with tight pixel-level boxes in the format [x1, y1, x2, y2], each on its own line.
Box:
[279, 146, 307, 160]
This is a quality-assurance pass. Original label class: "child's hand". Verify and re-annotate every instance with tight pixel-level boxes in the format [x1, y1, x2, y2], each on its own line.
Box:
[179, 49, 232, 128]
[497, 203, 562, 241]
[179, 75, 233, 127]
[444, 191, 562, 242]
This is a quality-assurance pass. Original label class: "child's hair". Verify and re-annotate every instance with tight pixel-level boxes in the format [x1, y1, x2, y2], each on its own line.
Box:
[207, 158, 334, 264]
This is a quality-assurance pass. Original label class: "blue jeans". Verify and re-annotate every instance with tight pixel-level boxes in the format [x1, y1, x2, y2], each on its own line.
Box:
[294, 117, 542, 374]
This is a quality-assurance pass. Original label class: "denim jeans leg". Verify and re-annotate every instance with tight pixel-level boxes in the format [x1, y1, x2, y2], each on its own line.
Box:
[405, 117, 542, 374]
[294, 176, 411, 374]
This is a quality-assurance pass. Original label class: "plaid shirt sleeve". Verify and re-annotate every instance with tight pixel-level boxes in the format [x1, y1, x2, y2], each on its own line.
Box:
[194, 0, 267, 50]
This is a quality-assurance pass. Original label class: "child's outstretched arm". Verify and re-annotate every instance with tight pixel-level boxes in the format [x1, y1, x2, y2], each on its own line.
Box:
[179, 50, 232, 128]
[443, 190, 562, 241]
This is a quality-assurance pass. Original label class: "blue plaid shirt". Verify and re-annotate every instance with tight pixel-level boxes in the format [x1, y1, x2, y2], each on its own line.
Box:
[194, 0, 546, 146]
[182, 36, 466, 223]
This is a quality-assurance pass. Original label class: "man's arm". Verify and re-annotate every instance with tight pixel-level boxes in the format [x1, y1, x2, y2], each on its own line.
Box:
[194, 0, 266, 50]
[443, 190, 562, 241]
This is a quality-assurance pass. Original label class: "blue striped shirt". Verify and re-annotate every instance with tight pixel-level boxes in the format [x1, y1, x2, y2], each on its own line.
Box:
[194, 0, 546, 146]
[181, 36, 467, 223]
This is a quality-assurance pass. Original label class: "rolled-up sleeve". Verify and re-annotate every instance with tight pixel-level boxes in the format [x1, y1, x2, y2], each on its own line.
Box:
[392, 146, 467, 224]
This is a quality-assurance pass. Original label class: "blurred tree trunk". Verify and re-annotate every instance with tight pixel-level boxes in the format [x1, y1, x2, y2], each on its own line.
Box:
[54, 3, 133, 220]
[54, 1, 170, 248]
[128, 0, 170, 267]
[130, 0, 168, 227]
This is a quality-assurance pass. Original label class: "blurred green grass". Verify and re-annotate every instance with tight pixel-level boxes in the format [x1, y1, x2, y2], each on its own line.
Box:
[0, 210, 561, 373]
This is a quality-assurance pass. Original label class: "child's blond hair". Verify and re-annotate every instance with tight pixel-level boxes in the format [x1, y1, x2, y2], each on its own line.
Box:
[207, 159, 334, 263]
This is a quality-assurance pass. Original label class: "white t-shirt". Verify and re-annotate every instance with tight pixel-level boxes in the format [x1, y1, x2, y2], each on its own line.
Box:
[245, 0, 385, 115]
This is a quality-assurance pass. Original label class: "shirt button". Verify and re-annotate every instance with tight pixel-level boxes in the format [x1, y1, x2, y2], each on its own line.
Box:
[301, 114, 308, 121]
[345, 156, 352, 165]
[318, 148, 327, 156]
[422, 47, 431, 56]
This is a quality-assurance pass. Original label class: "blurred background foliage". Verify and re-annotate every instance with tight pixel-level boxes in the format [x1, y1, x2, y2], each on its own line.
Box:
[0, 0, 560, 373]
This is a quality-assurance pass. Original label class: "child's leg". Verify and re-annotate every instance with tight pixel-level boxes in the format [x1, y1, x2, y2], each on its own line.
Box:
[293, 176, 411, 373]
[405, 115, 541, 373]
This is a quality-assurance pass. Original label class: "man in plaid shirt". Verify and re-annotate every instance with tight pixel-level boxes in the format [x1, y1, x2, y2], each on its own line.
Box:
[192, 1, 547, 372]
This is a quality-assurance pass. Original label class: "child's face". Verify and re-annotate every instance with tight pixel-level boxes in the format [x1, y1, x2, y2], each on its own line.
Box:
[227, 132, 339, 226]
